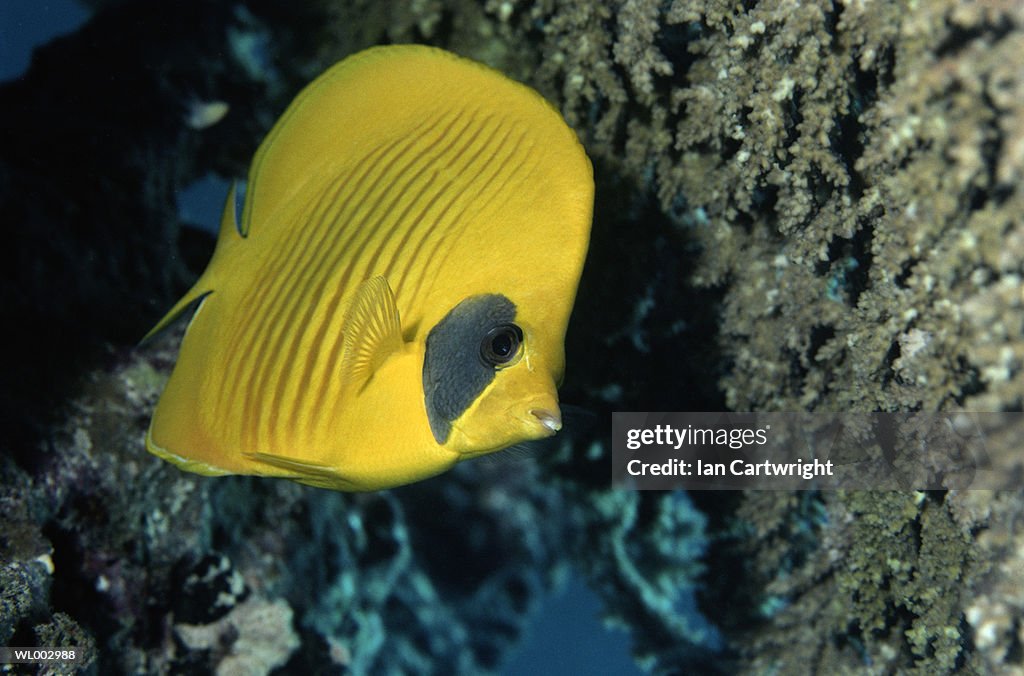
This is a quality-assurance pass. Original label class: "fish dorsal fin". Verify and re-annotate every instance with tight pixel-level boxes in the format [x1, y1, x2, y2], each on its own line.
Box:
[339, 276, 403, 391]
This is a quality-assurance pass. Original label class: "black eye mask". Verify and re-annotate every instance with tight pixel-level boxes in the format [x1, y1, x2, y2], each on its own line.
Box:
[422, 294, 519, 444]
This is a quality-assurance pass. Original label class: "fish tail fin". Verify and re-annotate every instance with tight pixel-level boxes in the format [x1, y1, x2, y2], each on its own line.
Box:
[140, 183, 243, 344]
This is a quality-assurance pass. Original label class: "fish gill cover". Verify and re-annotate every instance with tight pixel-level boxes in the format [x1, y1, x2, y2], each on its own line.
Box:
[1, 0, 1023, 674]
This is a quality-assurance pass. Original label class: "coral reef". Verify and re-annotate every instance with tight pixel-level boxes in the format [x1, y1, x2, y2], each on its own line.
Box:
[732, 492, 973, 674]
[437, 0, 1024, 416]
[2, 0, 1024, 674]
[428, 2, 1024, 669]
[173, 596, 299, 674]
[726, 487, 1024, 675]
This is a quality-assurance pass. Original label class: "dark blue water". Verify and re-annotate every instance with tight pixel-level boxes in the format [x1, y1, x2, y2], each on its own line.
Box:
[0, 0, 89, 82]
[507, 580, 640, 675]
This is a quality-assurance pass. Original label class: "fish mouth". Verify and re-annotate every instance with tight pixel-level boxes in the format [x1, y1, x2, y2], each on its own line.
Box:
[528, 407, 562, 434]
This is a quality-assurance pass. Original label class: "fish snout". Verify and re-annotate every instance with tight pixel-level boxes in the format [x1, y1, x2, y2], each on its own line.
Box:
[530, 408, 562, 433]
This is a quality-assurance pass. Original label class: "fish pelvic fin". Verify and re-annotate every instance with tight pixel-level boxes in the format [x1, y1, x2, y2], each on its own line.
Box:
[140, 183, 244, 344]
[243, 452, 358, 490]
[339, 276, 403, 391]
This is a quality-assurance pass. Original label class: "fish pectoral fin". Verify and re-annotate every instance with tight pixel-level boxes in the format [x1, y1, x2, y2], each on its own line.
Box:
[339, 276, 403, 391]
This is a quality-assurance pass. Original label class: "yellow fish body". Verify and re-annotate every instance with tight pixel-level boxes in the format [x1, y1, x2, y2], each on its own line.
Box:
[146, 45, 593, 491]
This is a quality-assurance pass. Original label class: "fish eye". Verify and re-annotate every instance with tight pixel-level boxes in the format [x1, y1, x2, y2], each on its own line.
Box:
[480, 324, 523, 367]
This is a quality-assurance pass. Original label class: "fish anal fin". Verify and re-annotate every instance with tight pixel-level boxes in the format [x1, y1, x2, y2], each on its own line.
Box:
[146, 426, 232, 476]
[339, 276, 403, 390]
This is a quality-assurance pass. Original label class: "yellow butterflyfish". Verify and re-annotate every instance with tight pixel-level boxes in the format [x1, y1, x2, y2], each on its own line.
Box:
[145, 45, 593, 491]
